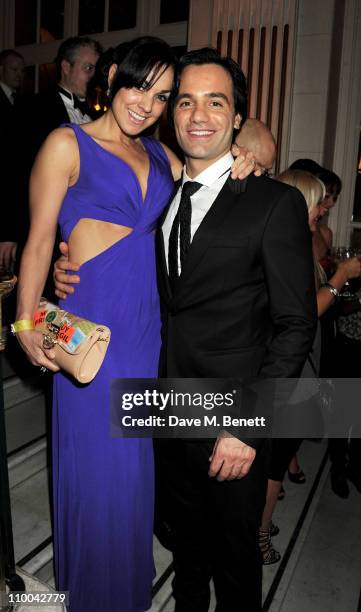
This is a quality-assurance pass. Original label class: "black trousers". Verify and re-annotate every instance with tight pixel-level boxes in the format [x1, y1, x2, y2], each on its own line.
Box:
[328, 377, 361, 473]
[154, 439, 269, 612]
[328, 437, 361, 472]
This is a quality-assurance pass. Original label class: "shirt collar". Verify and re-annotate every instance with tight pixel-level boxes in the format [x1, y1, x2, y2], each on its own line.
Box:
[58, 85, 73, 98]
[58, 85, 87, 105]
[182, 151, 234, 188]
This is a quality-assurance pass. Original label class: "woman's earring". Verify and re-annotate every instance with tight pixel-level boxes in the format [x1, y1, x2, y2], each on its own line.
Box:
[106, 87, 111, 97]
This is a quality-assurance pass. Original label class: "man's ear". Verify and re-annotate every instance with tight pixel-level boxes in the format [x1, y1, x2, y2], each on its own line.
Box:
[234, 114, 241, 130]
[61, 59, 71, 77]
[108, 63, 118, 90]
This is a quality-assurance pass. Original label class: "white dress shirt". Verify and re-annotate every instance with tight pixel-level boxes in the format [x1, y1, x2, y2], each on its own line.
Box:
[0, 81, 15, 104]
[162, 151, 234, 274]
[58, 88, 92, 124]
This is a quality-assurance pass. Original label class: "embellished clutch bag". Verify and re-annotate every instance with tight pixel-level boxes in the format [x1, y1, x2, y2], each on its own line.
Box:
[33, 298, 111, 384]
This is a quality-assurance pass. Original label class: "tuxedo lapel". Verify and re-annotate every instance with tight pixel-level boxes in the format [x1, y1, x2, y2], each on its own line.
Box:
[156, 179, 182, 303]
[55, 92, 73, 124]
[0, 87, 14, 119]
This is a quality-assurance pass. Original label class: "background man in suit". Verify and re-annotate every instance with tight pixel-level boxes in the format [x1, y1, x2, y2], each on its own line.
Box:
[33, 36, 102, 148]
[20, 36, 102, 183]
[1, 38, 101, 274]
[53, 48, 316, 611]
[155, 48, 317, 611]
[0, 49, 25, 269]
[0, 49, 24, 112]
[14, 37, 102, 295]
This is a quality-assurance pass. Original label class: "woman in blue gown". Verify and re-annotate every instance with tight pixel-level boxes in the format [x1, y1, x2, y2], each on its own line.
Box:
[15, 37, 178, 612]
[15, 37, 253, 611]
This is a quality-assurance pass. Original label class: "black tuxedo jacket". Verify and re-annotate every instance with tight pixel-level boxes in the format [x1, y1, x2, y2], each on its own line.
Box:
[0, 85, 14, 118]
[2, 90, 77, 246]
[156, 173, 317, 445]
[18, 89, 96, 187]
[0, 90, 71, 244]
[0, 87, 22, 242]
[29, 89, 96, 148]
[21, 91, 71, 166]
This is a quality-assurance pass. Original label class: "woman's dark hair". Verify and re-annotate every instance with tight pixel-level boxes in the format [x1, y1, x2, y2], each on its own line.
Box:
[289, 158, 324, 175]
[168, 47, 248, 126]
[100, 36, 177, 102]
[317, 169, 342, 194]
[289, 159, 342, 194]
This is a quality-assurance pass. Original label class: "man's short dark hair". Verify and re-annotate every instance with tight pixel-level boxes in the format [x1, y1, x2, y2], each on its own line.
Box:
[168, 47, 247, 126]
[55, 36, 102, 80]
[0, 49, 24, 66]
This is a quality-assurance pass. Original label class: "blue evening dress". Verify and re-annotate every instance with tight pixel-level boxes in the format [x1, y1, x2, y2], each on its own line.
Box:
[53, 123, 174, 611]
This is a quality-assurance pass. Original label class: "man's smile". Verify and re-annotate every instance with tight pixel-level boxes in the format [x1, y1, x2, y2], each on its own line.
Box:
[188, 129, 215, 137]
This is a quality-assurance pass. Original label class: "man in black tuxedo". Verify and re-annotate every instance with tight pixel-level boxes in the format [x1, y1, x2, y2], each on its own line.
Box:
[1, 38, 101, 273]
[16, 36, 102, 204]
[155, 48, 317, 611]
[53, 48, 316, 611]
[27, 36, 102, 158]
[0, 49, 25, 269]
[0, 49, 24, 121]
[14, 37, 102, 295]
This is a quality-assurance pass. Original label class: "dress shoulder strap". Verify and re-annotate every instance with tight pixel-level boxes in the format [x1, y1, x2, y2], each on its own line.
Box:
[60, 121, 79, 132]
[59, 122, 93, 160]
[141, 136, 171, 166]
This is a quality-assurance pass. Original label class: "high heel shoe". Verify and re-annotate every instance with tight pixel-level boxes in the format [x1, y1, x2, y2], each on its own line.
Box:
[269, 520, 279, 537]
[259, 528, 281, 565]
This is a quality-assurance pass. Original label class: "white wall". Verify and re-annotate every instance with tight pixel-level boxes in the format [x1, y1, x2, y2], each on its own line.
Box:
[329, 0, 361, 244]
[287, 0, 361, 245]
[1, 0, 188, 72]
[287, 0, 336, 168]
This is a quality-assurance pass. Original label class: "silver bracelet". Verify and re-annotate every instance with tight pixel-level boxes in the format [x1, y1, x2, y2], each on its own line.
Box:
[321, 282, 340, 301]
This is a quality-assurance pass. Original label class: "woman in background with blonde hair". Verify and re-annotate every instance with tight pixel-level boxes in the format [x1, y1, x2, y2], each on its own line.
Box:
[259, 169, 361, 564]
[278, 170, 360, 311]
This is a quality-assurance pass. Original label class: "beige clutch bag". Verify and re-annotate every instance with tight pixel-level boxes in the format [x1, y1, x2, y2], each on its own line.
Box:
[34, 298, 111, 384]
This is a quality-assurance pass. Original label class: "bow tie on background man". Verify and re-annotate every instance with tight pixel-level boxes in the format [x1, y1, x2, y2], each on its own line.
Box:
[73, 95, 91, 116]
[57, 86, 91, 116]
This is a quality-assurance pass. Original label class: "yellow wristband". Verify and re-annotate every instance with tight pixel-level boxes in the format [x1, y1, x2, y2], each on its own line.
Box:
[11, 320, 35, 334]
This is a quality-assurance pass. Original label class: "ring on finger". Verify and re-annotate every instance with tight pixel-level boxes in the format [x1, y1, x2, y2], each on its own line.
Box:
[43, 335, 56, 350]
[39, 366, 48, 374]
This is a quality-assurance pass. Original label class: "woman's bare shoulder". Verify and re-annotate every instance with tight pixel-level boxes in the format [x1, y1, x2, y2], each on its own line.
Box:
[42, 126, 78, 150]
[35, 127, 79, 166]
[32, 127, 80, 180]
[159, 142, 183, 180]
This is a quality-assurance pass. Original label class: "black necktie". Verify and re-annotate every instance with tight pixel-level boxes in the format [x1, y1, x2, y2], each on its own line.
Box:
[168, 181, 202, 285]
